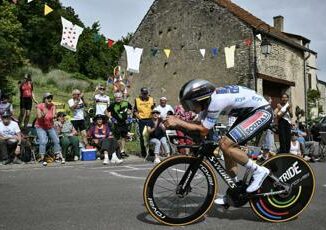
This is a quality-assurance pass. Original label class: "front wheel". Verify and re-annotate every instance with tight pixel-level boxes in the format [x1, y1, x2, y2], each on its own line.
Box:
[250, 154, 316, 222]
[143, 155, 218, 226]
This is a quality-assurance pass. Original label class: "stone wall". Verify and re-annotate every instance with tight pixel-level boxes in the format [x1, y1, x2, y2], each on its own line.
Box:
[120, 0, 254, 105]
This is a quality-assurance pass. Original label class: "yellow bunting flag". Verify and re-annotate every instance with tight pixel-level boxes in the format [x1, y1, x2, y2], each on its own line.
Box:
[164, 49, 171, 58]
[44, 4, 53, 16]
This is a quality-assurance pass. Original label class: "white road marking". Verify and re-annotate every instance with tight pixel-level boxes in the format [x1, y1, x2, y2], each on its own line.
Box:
[109, 171, 146, 180]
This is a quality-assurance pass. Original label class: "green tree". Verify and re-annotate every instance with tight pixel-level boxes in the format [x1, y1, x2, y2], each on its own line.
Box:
[0, 1, 24, 95]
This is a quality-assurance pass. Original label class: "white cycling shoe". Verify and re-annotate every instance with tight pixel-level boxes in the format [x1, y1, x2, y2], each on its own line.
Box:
[246, 166, 270, 193]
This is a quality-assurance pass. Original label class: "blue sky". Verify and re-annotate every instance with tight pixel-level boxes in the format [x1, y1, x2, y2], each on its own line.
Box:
[60, 0, 326, 81]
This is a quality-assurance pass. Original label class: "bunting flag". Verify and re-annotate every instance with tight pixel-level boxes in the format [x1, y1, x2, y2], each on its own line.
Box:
[224, 45, 236, 68]
[151, 48, 158, 57]
[211, 48, 218, 57]
[256, 34, 262, 41]
[200, 49, 206, 59]
[107, 39, 115, 48]
[244, 38, 252, 46]
[44, 4, 53, 16]
[164, 49, 171, 58]
[60, 17, 84, 52]
[124, 45, 143, 73]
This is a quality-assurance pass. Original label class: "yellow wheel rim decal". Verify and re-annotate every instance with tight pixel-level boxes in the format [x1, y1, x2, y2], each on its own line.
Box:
[267, 186, 302, 208]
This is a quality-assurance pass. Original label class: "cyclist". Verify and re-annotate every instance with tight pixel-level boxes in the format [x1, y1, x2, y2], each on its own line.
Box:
[164, 79, 272, 204]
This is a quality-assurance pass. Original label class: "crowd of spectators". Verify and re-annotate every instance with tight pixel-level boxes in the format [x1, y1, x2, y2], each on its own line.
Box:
[0, 73, 325, 166]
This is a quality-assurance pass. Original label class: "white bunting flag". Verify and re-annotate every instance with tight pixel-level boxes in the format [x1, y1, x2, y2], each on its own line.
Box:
[224, 45, 236, 68]
[200, 49, 206, 59]
[124, 45, 143, 73]
[60, 17, 84, 52]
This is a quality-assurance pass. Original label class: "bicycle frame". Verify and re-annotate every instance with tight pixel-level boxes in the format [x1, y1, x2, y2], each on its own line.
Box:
[176, 141, 290, 198]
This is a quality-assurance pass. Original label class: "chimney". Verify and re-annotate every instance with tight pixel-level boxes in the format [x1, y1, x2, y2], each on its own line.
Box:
[273, 15, 284, 32]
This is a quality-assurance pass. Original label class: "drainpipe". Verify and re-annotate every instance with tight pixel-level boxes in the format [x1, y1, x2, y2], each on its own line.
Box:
[304, 51, 311, 124]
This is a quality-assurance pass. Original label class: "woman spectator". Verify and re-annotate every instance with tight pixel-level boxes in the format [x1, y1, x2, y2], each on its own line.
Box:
[86, 114, 123, 165]
[174, 104, 195, 155]
[54, 112, 80, 163]
[148, 109, 170, 164]
[35, 93, 62, 166]
[275, 93, 293, 153]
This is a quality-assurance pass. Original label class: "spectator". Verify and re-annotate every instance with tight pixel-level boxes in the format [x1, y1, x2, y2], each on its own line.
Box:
[261, 96, 276, 152]
[35, 93, 62, 166]
[134, 87, 155, 157]
[275, 93, 293, 153]
[0, 94, 13, 119]
[94, 85, 110, 115]
[148, 109, 170, 164]
[86, 114, 123, 165]
[54, 112, 80, 163]
[18, 73, 38, 130]
[174, 104, 195, 155]
[154, 97, 174, 120]
[289, 132, 302, 156]
[292, 123, 320, 162]
[0, 111, 22, 165]
[68, 89, 88, 148]
[106, 91, 132, 158]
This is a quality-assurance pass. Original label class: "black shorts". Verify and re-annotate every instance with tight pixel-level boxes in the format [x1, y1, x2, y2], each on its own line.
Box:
[71, 120, 86, 132]
[226, 105, 273, 145]
[21, 97, 33, 110]
[113, 124, 129, 139]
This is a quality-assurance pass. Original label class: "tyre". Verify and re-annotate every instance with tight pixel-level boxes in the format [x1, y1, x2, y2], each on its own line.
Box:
[250, 154, 316, 222]
[143, 155, 217, 226]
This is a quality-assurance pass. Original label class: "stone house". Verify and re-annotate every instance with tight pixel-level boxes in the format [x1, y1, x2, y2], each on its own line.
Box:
[120, 0, 317, 121]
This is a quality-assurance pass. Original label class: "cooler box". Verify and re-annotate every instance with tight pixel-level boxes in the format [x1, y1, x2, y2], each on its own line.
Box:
[81, 148, 97, 161]
[247, 146, 262, 159]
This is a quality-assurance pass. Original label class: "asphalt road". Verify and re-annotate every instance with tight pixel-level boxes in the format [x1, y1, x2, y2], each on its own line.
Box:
[0, 158, 325, 230]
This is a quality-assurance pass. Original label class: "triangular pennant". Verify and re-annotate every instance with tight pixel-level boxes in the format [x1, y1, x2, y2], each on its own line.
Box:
[164, 49, 171, 58]
[211, 48, 218, 57]
[256, 34, 262, 41]
[107, 39, 115, 48]
[151, 48, 158, 57]
[44, 4, 53, 16]
[244, 38, 252, 46]
[200, 49, 206, 59]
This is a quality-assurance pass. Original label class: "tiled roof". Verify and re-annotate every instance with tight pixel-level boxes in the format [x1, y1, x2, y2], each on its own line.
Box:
[214, 0, 315, 53]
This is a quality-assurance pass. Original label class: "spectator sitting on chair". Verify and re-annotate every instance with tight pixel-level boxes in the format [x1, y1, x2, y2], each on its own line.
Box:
[148, 109, 170, 164]
[292, 123, 320, 162]
[0, 111, 23, 165]
[54, 112, 80, 163]
[35, 93, 62, 166]
[106, 91, 132, 158]
[86, 114, 123, 165]
[289, 132, 302, 157]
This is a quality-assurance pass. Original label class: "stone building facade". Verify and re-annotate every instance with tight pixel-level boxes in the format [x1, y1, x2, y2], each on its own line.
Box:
[120, 0, 317, 121]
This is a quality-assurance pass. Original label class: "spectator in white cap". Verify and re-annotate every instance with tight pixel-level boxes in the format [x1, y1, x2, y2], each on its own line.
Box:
[154, 97, 174, 120]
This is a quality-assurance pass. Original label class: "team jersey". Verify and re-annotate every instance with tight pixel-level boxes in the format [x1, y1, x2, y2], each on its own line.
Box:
[202, 85, 269, 129]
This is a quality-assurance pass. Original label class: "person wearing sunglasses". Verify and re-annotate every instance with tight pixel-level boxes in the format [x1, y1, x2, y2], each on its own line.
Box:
[35, 93, 62, 166]
[94, 85, 110, 116]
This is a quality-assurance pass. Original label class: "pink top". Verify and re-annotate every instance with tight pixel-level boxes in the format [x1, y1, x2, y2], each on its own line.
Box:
[35, 103, 55, 129]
